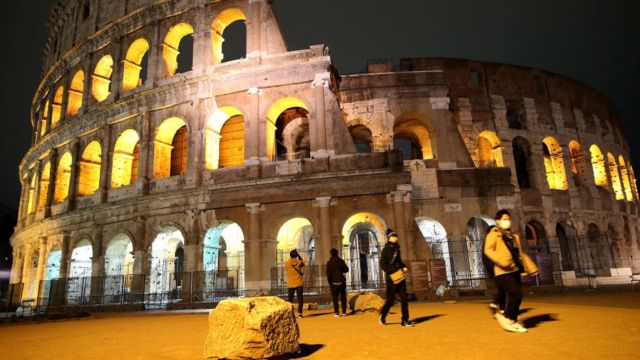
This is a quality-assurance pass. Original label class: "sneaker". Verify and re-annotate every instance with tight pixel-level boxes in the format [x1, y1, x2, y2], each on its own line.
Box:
[333, 314, 340, 318]
[510, 322, 528, 333]
[297, 314, 303, 319]
[340, 313, 347, 316]
[378, 314, 386, 325]
[401, 320, 416, 327]
[493, 309, 505, 319]
[495, 313, 512, 331]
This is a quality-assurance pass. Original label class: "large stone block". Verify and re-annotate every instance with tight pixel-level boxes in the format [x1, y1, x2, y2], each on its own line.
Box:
[203, 296, 299, 359]
[347, 292, 385, 313]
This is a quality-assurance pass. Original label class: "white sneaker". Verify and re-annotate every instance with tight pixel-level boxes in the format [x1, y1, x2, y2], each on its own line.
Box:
[510, 322, 528, 333]
[495, 313, 512, 331]
[333, 314, 340, 318]
[493, 310, 505, 319]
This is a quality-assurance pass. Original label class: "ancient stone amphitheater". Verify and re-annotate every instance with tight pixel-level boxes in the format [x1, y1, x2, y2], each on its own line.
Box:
[9, 0, 640, 309]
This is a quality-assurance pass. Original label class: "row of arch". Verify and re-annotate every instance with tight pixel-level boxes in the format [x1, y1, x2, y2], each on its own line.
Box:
[36, 8, 249, 139]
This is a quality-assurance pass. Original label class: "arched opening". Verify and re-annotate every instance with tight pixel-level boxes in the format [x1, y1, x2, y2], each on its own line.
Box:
[282, 117, 310, 160]
[607, 153, 624, 200]
[112, 129, 140, 188]
[211, 9, 247, 64]
[122, 38, 150, 93]
[77, 141, 102, 197]
[542, 136, 568, 190]
[512, 137, 534, 189]
[556, 223, 578, 272]
[588, 224, 608, 274]
[349, 124, 373, 153]
[91, 55, 113, 102]
[38, 162, 51, 210]
[67, 70, 84, 117]
[275, 218, 315, 287]
[205, 106, 245, 170]
[154, 117, 188, 179]
[525, 221, 548, 255]
[629, 165, 639, 201]
[203, 222, 245, 298]
[40, 245, 62, 304]
[506, 102, 526, 130]
[26, 173, 37, 215]
[477, 131, 503, 168]
[568, 141, 586, 186]
[393, 114, 433, 161]
[618, 156, 634, 202]
[149, 226, 185, 297]
[67, 239, 92, 304]
[589, 145, 608, 188]
[51, 86, 64, 128]
[416, 217, 451, 283]
[53, 152, 72, 204]
[163, 23, 194, 76]
[266, 97, 310, 161]
[463, 216, 496, 287]
[103, 234, 134, 302]
[342, 213, 386, 289]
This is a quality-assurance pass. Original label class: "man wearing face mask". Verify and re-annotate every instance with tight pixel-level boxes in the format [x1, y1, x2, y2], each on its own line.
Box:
[379, 228, 415, 327]
[484, 210, 538, 333]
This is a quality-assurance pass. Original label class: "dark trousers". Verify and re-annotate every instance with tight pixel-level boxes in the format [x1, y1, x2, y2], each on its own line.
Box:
[288, 286, 303, 314]
[330, 283, 347, 314]
[494, 272, 522, 321]
[493, 280, 506, 310]
[380, 279, 409, 322]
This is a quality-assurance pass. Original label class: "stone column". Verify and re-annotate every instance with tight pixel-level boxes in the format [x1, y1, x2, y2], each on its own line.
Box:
[10, 248, 23, 284]
[16, 180, 28, 224]
[20, 243, 33, 300]
[90, 227, 104, 304]
[245, 87, 261, 165]
[60, 232, 72, 279]
[66, 140, 81, 211]
[246, 0, 263, 58]
[32, 161, 43, 217]
[312, 73, 330, 158]
[34, 238, 49, 303]
[391, 190, 410, 255]
[146, 24, 162, 85]
[130, 218, 148, 301]
[80, 64, 91, 115]
[44, 149, 58, 218]
[138, 112, 152, 195]
[99, 125, 112, 203]
[314, 197, 332, 286]
[245, 203, 262, 291]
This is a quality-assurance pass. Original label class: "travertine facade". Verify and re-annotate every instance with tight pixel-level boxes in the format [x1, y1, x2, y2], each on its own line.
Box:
[10, 0, 640, 306]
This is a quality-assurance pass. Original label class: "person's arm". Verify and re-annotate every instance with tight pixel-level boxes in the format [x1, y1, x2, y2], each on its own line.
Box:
[340, 259, 349, 273]
[379, 247, 397, 273]
[515, 234, 539, 276]
[326, 261, 332, 283]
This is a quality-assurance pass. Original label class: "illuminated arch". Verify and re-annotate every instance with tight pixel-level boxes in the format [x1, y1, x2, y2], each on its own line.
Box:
[122, 38, 150, 93]
[41, 100, 50, 137]
[276, 217, 315, 278]
[203, 221, 245, 294]
[607, 153, 624, 200]
[26, 173, 37, 215]
[67, 239, 93, 304]
[341, 212, 387, 288]
[149, 226, 185, 294]
[266, 97, 310, 161]
[154, 117, 188, 179]
[416, 217, 452, 281]
[393, 113, 433, 161]
[112, 129, 140, 188]
[589, 145, 608, 188]
[51, 86, 64, 128]
[629, 165, 639, 201]
[542, 136, 568, 190]
[618, 156, 633, 202]
[78, 141, 102, 196]
[53, 152, 72, 204]
[282, 117, 310, 159]
[477, 131, 503, 167]
[205, 106, 245, 170]
[163, 23, 194, 77]
[349, 124, 373, 153]
[105, 234, 134, 277]
[568, 140, 586, 186]
[67, 70, 84, 117]
[38, 161, 51, 210]
[92, 55, 113, 102]
[211, 8, 247, 64]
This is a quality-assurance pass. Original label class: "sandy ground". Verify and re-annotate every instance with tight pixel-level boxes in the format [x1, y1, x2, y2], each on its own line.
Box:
[0, 290, 638, 360]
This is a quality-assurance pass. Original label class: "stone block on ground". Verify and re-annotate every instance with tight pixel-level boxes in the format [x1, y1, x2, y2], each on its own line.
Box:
[203, 296, 299, 359]
[347, 292, 385, 313]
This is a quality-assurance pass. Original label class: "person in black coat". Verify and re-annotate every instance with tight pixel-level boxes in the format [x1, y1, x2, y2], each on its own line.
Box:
[379, 229, 415, 327]
[326, 248, 349, 316]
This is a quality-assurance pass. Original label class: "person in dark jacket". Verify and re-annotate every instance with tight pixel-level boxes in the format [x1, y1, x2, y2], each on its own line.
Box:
[326, 248, 349, 316]
[379, 229, 415, 327]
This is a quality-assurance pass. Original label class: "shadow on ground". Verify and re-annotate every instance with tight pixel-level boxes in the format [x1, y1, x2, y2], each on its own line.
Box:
[413, 314, 445, 324]
[302, 312, 333, 318]
[274, 344, 324, 359]
[521, 314, 558, 329]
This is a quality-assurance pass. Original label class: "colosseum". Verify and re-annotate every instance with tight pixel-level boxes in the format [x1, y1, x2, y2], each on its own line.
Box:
[8, 0, 640, 309]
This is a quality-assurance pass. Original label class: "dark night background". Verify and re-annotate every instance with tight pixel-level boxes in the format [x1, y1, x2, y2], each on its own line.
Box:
[0, 0, 638, 272]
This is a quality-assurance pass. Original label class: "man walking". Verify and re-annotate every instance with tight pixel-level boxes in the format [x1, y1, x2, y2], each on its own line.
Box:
[379, 229, 415, 327]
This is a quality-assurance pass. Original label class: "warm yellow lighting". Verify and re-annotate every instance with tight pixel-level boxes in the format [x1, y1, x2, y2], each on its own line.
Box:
[211, 9, 247, 64]
[277, 218, 313, 250]
[477, 131, 503, 167]
[112, 129, 140, 188]
[78, 141, 102, 196]
[54, 152, 72, 204]
[67, 70, 84, 117]
[51, 87, 64, 128]
[27, 173, 37, 214]
[154, 117, 187, 179]
[40, 100, 49, 137]
[163, 23, 194, 77]
[629, 165, 639, 201]
[394, 113, 434, 160]
[590, 145, 608, 188]
[122, 38, 150, 93]
[205, 106, 245, 170]
[92, 55, 113, 102]
[542, 136, 568, 190]
[618, 156, 634, 202]
[38, 162, 50, 210]
[266, 97, 310, 161]
[607, 153, 624, 200]
[341, 212, 387, 246]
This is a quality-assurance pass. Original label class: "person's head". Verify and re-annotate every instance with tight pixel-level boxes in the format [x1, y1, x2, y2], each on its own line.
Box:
[495, 210, 512, 230]
[386, 228, 398, 243]
[330, 248, 339, 257]
[290, 249, 299, 259]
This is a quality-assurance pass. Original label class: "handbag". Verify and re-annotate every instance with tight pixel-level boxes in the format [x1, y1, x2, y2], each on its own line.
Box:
[389, 269, 406, 284]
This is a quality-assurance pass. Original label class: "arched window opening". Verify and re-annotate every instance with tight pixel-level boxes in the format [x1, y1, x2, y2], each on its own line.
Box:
[525, 221, 548, 255]
[556, 223, 578, 272]
[512, 137, 533, 189]
[266, 97, 310, 162]
[51, 86, 64, 129]
[27, 173, 37, 215]
[589, 145, 608, 188]
[342, 213, 387, 289]
[568, 141, 586, 186]
[416, 217, 452, 283]
[149, 226, 185, 295]
[103, 234, 134, 301]
[112, 129, 140, 188]
[122, 38, 150, 93]
[67, 239, 92, 304]
[41, 100, 50, 137]
[205, 106, 245, 170]
[203, 222, 245, 296]
[349, 125, 373, 154]
[618, 156, 634, 202]
[281, 116, 310, 160]
[464, 216, 497, 286]
[542, 137, 568, 190]
[276, 218, 315, 287]
[477, 131, 503, 168]
[393, 115, 433, 161]
[607, 153, 624, 200]
[92, 55, 113, 102]
[154, 117, 188, 179]
[38, 162, 51, 210]
[67, 70, 84, 117]
[53, 152, 72, 204]
[78, 141, 102, 197]
[588, 224, 609, 273]
[163, 23, 194, 77]
[211, 9, 247, 64]
[506, 102, 526, 130]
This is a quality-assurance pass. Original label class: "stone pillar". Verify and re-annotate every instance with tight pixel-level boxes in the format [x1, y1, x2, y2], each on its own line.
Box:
[16, 180, 28, 223]
[44, 149, 58, 218]
[60, 233, 72, 279]
[246, 0, 263, 58]
[391, 190, 410, 255]
[146, 24, 162, 85]
[90, 227, 104, 304]
[80, 64, 91, 115]
[314, 197, 332, 286]
[245, 87, 261, 165]
[139, 112, 152, 195]
[20, 243, 33, 300]
[245, 203, 262, 291]
[10, 248, 23, 284]
[34, 237, 49, 303]
[130, 218, 148, 301]
[99, 125, 112, 203]
[32, 161, 43, 217]
[311, 73, 330, 158]
[66, 140, 81, 211]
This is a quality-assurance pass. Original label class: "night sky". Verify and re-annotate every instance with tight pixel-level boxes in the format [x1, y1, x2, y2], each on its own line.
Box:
[1, 0, 638, 209]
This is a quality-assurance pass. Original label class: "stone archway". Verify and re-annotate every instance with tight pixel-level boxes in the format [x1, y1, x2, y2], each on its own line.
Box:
[202, 222, 245, 299]
[341, 212, 387, 289]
